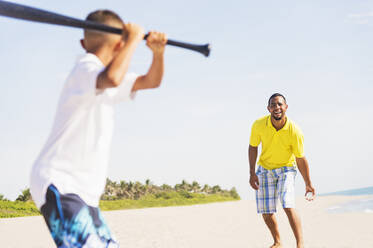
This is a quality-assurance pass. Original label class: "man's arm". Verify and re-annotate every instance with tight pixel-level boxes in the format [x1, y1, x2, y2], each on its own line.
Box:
[132, 31, 167, 91]
[296, 156, 316, 199]
[249, 145, 259, 190]
[97, 23, 144, 90]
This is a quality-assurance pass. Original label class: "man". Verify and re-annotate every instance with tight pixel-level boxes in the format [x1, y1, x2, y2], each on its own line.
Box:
[30, 10, 166, 247]
[249, 93, 315, 248]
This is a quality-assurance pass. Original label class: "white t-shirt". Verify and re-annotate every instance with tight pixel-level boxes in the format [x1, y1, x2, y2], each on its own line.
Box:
[30, 53, 138, 209]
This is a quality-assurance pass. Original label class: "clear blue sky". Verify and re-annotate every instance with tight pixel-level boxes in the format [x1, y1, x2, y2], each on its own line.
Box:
[1, 0, 372, 200]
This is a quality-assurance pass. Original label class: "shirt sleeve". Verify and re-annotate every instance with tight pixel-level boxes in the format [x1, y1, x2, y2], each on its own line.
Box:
[292, 127, 305, 158]
[249, 121, 261, 147]
[99, 72, 139, 104]
[70, 61, 102, 99]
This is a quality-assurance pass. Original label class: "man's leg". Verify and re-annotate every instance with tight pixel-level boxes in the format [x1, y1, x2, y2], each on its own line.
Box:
[256, 166, 281, 247]
[283, 208, 304, 248]
[262, 213, 282, 248]
[278, 167, 303, 248]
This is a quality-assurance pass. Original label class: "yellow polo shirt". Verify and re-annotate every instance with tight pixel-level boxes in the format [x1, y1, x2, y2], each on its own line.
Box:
[249, 115, 304, 170]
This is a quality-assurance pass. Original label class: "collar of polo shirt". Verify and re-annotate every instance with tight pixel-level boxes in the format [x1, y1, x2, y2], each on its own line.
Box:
[267, 115, 289, 132]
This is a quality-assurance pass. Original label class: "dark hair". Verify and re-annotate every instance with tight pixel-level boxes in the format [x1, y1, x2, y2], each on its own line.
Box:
[268, 93, 286, 106]
[85, 10, 123, 25]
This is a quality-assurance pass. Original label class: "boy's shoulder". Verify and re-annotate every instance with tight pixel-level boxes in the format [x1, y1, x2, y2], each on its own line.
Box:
[68, 53, 104, 81]
[75, 53, 104, 68]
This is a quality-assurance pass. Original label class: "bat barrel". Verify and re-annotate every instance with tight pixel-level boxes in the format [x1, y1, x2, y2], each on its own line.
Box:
[167, 40, 210, 57]
[0, 0, 211, 57]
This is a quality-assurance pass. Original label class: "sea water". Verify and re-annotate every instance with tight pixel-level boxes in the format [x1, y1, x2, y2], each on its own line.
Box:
[324, 187, 373, 214]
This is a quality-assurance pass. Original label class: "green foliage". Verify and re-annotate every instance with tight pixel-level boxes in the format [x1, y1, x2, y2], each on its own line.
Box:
[100, 179, 240, 201]
[100, 192, 238, 211]
[16, 188, 32, 202]
[229, 187, 240, 199]
[0, 194, 7, 201]
[178, 190, 193, 199]
[0, 200, 40, 218]
[0, 179, 240, 218]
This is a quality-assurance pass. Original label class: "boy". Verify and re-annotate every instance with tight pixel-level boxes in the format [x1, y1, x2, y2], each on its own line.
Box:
[30, 10, 167, 247]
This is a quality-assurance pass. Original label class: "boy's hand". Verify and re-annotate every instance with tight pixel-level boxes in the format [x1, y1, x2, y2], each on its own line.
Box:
[146, 31, 167, 55]
[123, 23, 144, 43]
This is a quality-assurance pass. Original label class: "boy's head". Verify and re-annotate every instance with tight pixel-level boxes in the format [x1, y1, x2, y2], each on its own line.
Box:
[81, 10, 125, 53]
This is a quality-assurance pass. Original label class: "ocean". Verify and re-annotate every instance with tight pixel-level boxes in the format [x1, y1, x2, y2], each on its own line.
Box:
[323, 186, 373, 214]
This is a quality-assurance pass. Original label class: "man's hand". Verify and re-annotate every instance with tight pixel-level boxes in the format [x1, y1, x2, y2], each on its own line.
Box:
[146, 31, 167, 55]
[250, 174, 259, 190]
[248, 145, 259, 190]
[296, 156, 315, 201]
[305, 184, 316, 201]
[123, 23, 144, 43]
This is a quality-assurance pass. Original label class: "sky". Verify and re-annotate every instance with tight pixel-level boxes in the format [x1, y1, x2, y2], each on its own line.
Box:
[0, 0, 372, 201]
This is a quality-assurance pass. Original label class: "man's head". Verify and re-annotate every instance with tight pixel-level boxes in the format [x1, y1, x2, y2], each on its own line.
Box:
[81, 10, 125, 53]
[267, 93, 288, 121]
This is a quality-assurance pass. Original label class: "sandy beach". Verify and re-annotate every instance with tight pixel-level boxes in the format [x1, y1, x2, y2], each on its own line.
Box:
[0, 195, 372, 248]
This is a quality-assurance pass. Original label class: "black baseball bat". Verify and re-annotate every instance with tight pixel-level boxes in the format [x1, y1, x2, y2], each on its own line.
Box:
[0, 0, 210, 57]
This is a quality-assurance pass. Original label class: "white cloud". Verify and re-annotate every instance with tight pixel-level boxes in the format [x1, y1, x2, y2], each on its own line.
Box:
[347, 12, 373, 19]
[347, 11, 373, 25]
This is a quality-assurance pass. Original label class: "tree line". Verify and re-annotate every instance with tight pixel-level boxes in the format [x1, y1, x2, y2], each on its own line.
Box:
[1, 179, 240, 202]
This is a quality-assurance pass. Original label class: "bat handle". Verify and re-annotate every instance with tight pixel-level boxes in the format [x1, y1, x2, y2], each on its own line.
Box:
[143, 33, 210, 57]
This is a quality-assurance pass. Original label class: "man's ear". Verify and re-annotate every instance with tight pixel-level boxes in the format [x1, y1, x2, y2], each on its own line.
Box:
[267, 106, 271, 112]
[80, 39, 86, 50]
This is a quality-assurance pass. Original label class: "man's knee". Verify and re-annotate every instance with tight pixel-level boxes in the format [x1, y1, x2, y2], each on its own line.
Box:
[283, 207, 297, 216]
[262, 213, 275, 221]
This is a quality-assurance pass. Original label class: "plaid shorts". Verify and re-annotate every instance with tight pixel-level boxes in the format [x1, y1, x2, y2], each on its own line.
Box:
[255, 165, 297, 214]
[41, 185, 119, 248]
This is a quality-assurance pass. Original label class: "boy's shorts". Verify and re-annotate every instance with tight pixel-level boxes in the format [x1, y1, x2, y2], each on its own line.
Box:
[255, 165, 297, 214]
[41, 185, 119, 248]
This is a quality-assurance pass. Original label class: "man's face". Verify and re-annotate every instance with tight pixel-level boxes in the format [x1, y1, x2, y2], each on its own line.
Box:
[267, 96, 288, 121]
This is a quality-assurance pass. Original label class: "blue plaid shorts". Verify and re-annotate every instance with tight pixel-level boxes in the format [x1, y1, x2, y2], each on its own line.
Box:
[255, 165, 297, 214]
[41, 185, 119, 248]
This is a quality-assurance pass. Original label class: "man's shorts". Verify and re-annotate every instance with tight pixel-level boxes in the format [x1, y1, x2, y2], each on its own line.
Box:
[41, 185, 119, 248]
[255, 165, 297, 214]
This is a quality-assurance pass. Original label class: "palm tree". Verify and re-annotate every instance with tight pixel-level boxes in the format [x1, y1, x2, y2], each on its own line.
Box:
[174, 183, 182, 191]
[212, 185, 221, 194]
[202, 184, 211, 194]
[145, 179, 151, 186]
[229, 187, 240, 199]
[16, 188, 32, 202]
[191, 181, 201, 193]
[144, 179, 154, 194]
[126, 181, 135, 199]
[133, 181, 143, 199]
[181, 180, 192, 191]
[161, 184, 172, 191]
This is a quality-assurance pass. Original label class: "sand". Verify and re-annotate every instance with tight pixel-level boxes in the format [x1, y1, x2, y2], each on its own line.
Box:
[0, 195, 372, 248]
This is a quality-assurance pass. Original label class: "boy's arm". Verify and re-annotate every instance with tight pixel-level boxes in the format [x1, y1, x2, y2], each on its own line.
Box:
[132, 31, 167, 91]
[97, 23, 144, 90]
[296, 156, 316, 199]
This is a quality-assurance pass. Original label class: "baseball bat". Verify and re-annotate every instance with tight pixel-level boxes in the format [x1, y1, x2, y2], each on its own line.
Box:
[0, 0, 210, 57]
